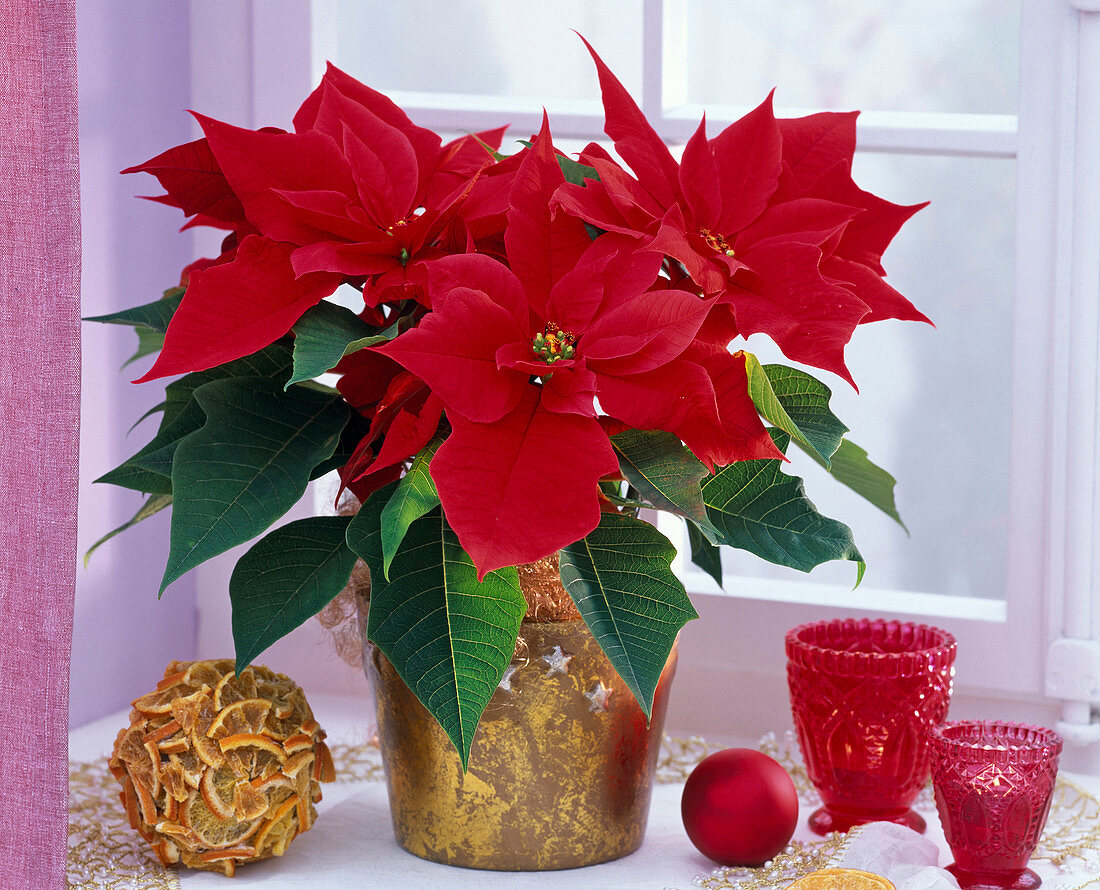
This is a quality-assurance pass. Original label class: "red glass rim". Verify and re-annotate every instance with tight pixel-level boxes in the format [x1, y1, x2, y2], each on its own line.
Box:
[785, 618, 956, 677]
[930, 720, 1063, 765]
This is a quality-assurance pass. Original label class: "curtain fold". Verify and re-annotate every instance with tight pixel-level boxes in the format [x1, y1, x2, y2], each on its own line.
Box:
[0, 1, 81, 887]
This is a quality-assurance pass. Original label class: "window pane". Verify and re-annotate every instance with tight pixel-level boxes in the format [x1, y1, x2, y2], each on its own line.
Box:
[322, 0, 643, 105]
[681, 0, 1019, 115]
[722, 155, 1015, 600]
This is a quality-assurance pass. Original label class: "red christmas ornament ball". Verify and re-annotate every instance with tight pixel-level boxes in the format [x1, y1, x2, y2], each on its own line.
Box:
[681, 748, 799, 866]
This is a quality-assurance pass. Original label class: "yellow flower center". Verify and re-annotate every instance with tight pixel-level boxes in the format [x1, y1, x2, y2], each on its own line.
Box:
[531, 322, 576, 364]
[699, 228, 736, 257]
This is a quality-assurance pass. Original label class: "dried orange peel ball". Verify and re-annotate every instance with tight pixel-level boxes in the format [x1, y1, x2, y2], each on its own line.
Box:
[109, 659, 336, 877]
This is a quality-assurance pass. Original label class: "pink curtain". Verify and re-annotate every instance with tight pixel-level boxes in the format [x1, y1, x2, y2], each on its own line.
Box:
[0, 0, 81, 887]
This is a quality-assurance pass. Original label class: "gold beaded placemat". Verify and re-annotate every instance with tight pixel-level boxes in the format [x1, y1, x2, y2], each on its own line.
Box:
[67, 734, 1100, 889]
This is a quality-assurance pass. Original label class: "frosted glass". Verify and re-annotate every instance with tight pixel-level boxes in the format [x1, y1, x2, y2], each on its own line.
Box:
[722, 155, 1015, 600]
[682, 0, 1019, 114]
[323, 0, 643, 104]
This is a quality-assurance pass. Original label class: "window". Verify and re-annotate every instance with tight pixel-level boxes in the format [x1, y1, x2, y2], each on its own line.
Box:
[190, 0, 1100, 757]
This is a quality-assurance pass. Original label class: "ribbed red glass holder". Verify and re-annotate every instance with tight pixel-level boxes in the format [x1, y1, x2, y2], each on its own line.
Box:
[786, 618, 957, 835]
[930, 721, 1062, 890]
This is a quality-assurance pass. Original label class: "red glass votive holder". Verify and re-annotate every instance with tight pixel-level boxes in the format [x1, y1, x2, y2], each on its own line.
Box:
[930, 721, 1062, 890]
[786, 618, 957, 835]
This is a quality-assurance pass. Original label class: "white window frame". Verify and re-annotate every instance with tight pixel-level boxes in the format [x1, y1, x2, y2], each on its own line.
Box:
[188, 0, 1100, 764]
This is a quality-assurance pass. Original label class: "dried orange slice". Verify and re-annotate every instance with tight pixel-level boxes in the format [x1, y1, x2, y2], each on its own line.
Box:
[214, 666, 258, 709]
[207, 698, 272, 739]
[199, 846, 254, 862]
[134, 775, 159, 825]
[191, 730, 225, 769]
[785, 869, 895, 890]
[159, 760, 190, 803]
[154, 813, 199, 844]
[182, 792, 261, 851]
[282, 750, 314, 780]
[185, 659, 232, 689]
[169, 750, 204, 789]
[234, 782, 270, 821]
[293, 766, 314, 830]
[158, 736, 190, 756]
[314, 742, 336, 784]
[198, 846, 254, 877]
[132, 686, 181, 717]
[236, 668, 258, 698]
[250, 772, 292, 795]
[219, 733, 288, 763]
[156, 669, 188, 692]
[151, 837, 182, 866]
[199, 766, 238, 821]
[169, 687, 213, 732]
[283, 732, 313, 755]
[119, 778, 141, 830]
[143, 718, 182, 745]
[212, 671, 242, 710]
[251, 794, 298, 858]
[113, 726, 146, 762]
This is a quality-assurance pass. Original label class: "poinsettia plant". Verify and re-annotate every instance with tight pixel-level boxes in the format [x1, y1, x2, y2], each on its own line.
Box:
[89, 38, 928, 767]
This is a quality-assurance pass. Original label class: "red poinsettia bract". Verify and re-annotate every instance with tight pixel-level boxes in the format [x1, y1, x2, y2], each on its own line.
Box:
[554, 37, 930, 387]
[129, 63, 506, 382]
[377, 117, 779, 576]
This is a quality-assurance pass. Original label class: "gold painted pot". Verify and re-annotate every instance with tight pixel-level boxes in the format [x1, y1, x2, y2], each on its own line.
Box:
[365, 618, 678, 870]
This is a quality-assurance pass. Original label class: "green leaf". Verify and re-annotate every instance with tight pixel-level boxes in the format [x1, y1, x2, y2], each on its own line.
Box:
[161, 377, 350, 594]
[744, 354, 849, 468]
[380, 439, 442, 580]
[798, 438, 907, 532]
[347, 492, 525, 770]
[96, 344, 296, 495]
[560, 513, 698, 718]
[611, 429, 720, 543]
[84, 493, 172, 567]
[128, 401, 166, 434]
[84, 286, 185, 332]
[122, 327, 166, 368]
[516, 140, 600, 188]
[309, 409, 372, 482]
[702, 430, 865, 578]
[129, 397, 209, 478]
[472, 133, 508, 162]
[95, 458, 172, 495]
[230, 516, 359, 671]
[556, 154, 599, 187]
[161, 343, 294, 430]
[687, 521, 724, 589]
[287, 301, 397, 388]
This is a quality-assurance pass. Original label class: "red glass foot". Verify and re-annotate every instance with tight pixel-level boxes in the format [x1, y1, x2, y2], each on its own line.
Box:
[807, 805, 926, 836]
[947, 865, 1041, 890]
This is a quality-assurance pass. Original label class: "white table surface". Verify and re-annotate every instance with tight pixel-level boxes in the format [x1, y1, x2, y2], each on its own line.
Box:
[69, 693, 1100, 889]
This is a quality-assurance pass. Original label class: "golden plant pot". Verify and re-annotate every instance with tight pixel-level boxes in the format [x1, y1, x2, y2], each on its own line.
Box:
[365, 618, 678, 870]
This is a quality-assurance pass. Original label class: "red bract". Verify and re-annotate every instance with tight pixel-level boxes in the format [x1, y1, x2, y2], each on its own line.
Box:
[333, 348, 444, 504]
[376, 116, 778, 575]
[128, 63, 507, 380]
[121, 136, 250, 232]
[137, 235, 341, 381]
[555, 38, 929, 387]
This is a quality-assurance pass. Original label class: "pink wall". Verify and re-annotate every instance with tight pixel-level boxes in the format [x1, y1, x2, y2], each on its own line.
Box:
[72, 0, 199, 726]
